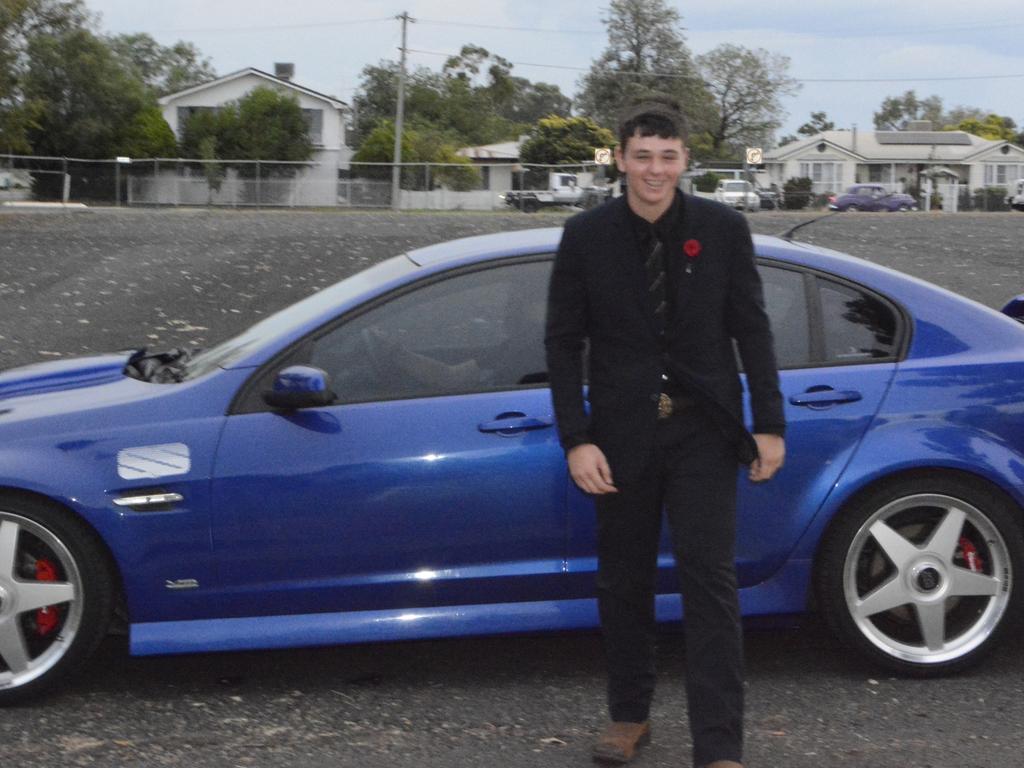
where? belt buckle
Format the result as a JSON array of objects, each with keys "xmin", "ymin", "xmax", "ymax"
[{"xmin": 657, "ymin": 392, "xmax": 673, "ymax": 419}]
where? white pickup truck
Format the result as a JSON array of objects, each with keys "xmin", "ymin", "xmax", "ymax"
[
  {"xmin": 503, "ymin": 172, "xmax": 586, "ymax": 212},
  {"xmin": 714, "ymin": 179, "xmax": 760, "ymax": 211},
  {"xmin": 1006, "ymin": 179, "xmax": 1024, "ymax": 212}
]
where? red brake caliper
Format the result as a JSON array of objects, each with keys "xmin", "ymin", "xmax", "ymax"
[
  {"xmin": 958, "ymin": 537, "xmax": 985, "ymax": 573},
  {"xmin": 34, "ymin": 559, "xmax": 60, "ymax": 636}
]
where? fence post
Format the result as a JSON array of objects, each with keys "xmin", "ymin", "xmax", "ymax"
[
  {"xmin": 62, "ymin": 157, "xmax": 69, "ymax": 203},
  {"xmin": 256, "ymin": 160, "xmax": 261, "ymax": 210}
]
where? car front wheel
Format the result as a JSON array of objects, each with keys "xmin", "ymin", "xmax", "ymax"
[
  {"xmin": 816, "ymin": 476, "xmax": 1023, "ymax": 676},
  {"xmin": 845, "ymin": 204, "xmax": 860, "ymax": 212},
  {"xmin": 0, "ymin": 496, "xmax": 115, "ymax": 704}
]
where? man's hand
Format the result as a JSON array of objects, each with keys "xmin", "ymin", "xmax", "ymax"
[
  {"xmin": 567, "ymin": 443, "xmax": 618, "ymax": 495},
  {"xmin": 749, "ymin": 434, "xmax": 785, "ymax": 482}
]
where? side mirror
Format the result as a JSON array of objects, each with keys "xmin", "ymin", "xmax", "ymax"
[{"xmin": 262, "ymin": 365, "xmax": 336, "ymax": 409}]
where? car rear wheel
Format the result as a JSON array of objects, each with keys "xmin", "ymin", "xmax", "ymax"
[
  {"xmin": 816, "ymin": 476, "xmax": 1023, "ymax": 676},
  {"xmin": 0, "ymin": 496, "xmax": 115, "ymax": 704}
]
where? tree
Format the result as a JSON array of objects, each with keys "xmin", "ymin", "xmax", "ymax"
[
  {"xmin": 873, "ymin": 90, "xmax": 944, "ymax": 130},
  {"xmin": 519, "ymin": 115, "xmax": 615, "ymax": 188},
  {"xmin": 351, "ymin": 120, "xmax": 480, "ymax": 190},
  {"xmin": 500, "ymin": 79, "xmax": 571, "ymax": 125},
  {"xmin": 350, "ymin": 47, "xmax": 560, "ymax": 150},
  {"xmin": 798, "ymin": 111, "xmax": 834, "ymax": 136},
  {"xmin": 695, "ymin": 43, "xmax": 800, "ymax": 159},
  {"xmin": 778, "ymin": 111, "xmax": 836, "ymax": 147},
  {"xmin": 179, "ymin": 86, "xmax": 313, "ymax": 162},
  {"xmin": 948, "ymin": 114, "xmax": 1017, "ymax": 141},
  {"xmin": 107, "ymin": 33, "xmax": 216, "ymax": 97},
  {"xmin": 575, "ymin": 0, "xmax": 713, "ymax": 136},
  {"xmin": 519, "ymin": 115, "xmax": 615, "ymax": 166},
  {"xmin": 0, "ymin": 0, "xmax": 91, "ymax": 152},
  {"xmin": 22, "ymin": 27, "xmax": 153, "ymax": 158},
  {"xmin": 121, "ymin": 104, "xmax": 177, "ymax": 157}
]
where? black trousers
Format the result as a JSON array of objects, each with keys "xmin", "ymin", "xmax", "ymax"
[{"xmin": 595, "ymin": 406, "xmax": 743, "ymax": 767}]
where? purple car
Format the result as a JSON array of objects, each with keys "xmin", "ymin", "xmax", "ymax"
[{"xmin": 829, "ymin": 184, "xmax": 918, "ymax": 212}]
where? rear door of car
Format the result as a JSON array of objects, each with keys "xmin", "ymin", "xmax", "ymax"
[{"xmin": 209, "ymin": 257, "xmax": 569, "ymax": 619}]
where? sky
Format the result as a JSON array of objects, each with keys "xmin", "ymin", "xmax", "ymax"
[{"xmin": 83, "ymin": 0, "xmax": 1024, "ymax": 140}]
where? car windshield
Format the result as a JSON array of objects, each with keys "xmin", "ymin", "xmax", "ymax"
[
  {"xmin": 724, "ymin": 182, "xmax": 746, "ymax": 191},
  {"xmin": 181, "ymin": 254, "xmax": 418, "ymax": 379}
]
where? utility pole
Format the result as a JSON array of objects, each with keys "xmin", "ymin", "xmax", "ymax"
[{"xmin": 391, "ymin": 11, "xmax": 413, "ymax": 211}]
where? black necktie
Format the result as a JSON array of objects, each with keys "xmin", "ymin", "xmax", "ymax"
[{"xmin": 645, "ymin": 237, "xmax": 667, "ymax": 331}]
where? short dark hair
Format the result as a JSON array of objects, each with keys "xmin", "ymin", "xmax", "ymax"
[{"xmin": 617, "ymin": 98, "xmax": 689, "ymax": 150}]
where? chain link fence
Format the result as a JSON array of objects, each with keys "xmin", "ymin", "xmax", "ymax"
[{"xmin": 1, "ymin": 153, "xmax": 619, "ymax": 211}]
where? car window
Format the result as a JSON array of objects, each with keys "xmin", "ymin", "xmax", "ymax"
[
  {"xmin": 819, "ymin": 279, "xmax": 898, "ymax": 363},
  {"xmin": 759, "ymin": 266, "xmax": 811, "ymax": 368},
  {"xmin": 309, "ymin": 260, "xmax": 552, "ymax": 403}
]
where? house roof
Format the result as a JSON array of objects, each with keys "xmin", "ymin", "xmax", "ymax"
[
  {"xmin": 766, "ymin": 129, "xmax": 1014, "ymax": 164},
  {"xmin": 158, "ymin": 68, "xmax": 348, "ymax": 110},
  {"xmin": 456, "ymin": 138, "xmax": 524, "ymax": 161}
]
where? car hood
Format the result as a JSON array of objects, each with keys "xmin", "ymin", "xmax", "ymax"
[{"xmin": 0, "ymin": 353, "xmax": 132, "ymax": 401}]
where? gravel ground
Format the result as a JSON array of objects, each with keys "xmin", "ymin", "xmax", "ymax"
[
  {"xmin": 1, "ymin": 207, "xmax": 1022, "ymax": 371},
  {"xmin": 1, "ymin": 207, "xmax": 1024, "ymax": 767}
]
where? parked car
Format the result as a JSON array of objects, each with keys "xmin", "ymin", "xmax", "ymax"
[
  {"xmin": 714, "ymin": 179, "xmax": 760, "ymax": 210},
  {"xmin": 3, "ymin": 227, "xmax": 1024, "ymax": 703},
  {"xmin": 755, "ymin": 183, "xmax": 783, "ymax": 210},
  {"xmin": 1006, "ymin": 179, "xmax": 1024, "ymax": 211},
  {"xmin": 829, "ymin": 184, "xmax": 919, "ymax": 212}
]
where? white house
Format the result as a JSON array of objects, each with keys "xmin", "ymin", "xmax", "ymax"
[
  {"xmin": 764, "ymin": 123, "xmax": 1024, "ymax": 203},
  {"xmin": 152, "ymin": 65, "xmax": 352, "ymax": 206}
]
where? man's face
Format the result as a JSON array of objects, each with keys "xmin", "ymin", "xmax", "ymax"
[{"xmin": 615, "ymin": 131, "xmax": 688, "ymax": 217}]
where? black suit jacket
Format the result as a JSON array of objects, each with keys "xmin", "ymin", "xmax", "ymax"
[{"xmin": 544, "ymin": 193, "xmax": 785, "ymax": 482}]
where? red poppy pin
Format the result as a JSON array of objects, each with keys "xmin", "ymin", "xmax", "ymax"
[{"xmin": 683, "ymin": 239, "xmax": 701, "ymax": 273}]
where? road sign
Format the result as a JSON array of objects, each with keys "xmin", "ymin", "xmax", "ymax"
[
  {"xmin": 594, "ymin": 148, "xmax": 612, "ymax": 165},
  {"xmin": 745, "ymin": 147, "xmax": 763, "ymax": 165}
]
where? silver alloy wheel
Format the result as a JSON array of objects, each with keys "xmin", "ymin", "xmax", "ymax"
[
  {"xmin": 0, "ymin": 511, "xmax": 83, "ymax": 690},
  {"xmin": 843, "ymin": 493, "xmax": 1011, "ymax": 666}
]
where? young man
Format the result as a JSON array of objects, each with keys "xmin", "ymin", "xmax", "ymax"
[{"xmin": 544, "ymin": 101, "xmax": 785, "ymax": 768}]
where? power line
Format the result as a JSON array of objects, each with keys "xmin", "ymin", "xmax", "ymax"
[
  {"xmin": 415, "ymin": 17, "xmax": 604, "ymax": 35},
  {"xmin": 407, "ymin": 47, "xmax": 1024, "ymax": 86},
  {"xmin": 153, "ymin": 16, "xmax": 394, "ymax": 35}
]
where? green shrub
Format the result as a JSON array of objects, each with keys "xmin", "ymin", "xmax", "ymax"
[
  {"xmin": 692, "ymin": 172, "xmax": 721, "ymax": 193},
  {"xmin": 783, "ymin": 176, "xmax": 813, "ymax": 209}
]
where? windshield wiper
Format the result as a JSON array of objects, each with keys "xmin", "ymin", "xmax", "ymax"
[{"xmin": 124, "ymin": 347, "xmax": 195, "ymax": 383}]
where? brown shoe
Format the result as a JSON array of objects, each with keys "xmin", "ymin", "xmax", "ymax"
[{"xmin": 592, "ymin": 721, "xmax": 651, "ymax": 764}]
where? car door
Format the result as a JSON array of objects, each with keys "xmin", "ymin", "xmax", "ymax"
[
  {"xmin": 209, "ymin": 257, "xmax": 568, "ymax": 618},
  {"xmin": 565, "ymin": 262, "xmax": 902, "ymax": 597}
]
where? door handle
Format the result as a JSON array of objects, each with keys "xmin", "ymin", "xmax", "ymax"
[
  {"xmin": 478, "ymin": 413, "xmax": 554, "ymax": 434},
  {"xmin": 788, "ymin": 388, "xmax": 862, "ymax": 408}
]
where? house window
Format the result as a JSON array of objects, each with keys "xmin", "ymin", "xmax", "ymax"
[
  {"xmin": 985, "ymin": 164, "xmax": 1022, "ymax": 186},
  {"xmin": 302, "ymin": 109, "xmax": 324, "ymax": 145},
  {"xmin": 799, "ymin": 161, "xmax": 843, "ymax": 188}
]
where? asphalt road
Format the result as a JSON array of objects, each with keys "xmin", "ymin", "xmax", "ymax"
[{"xmin": 1, "ymin": 207, "xmax": 1024, "ymax": 767}]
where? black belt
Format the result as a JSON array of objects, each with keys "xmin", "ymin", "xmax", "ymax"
[{"xmin": 657, "ymin": 392, "xmax": 695, "ymax": 419}]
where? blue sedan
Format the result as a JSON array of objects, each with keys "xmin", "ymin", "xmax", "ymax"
[{"xmin": 1, "ymin": 228, "xmax": 1023, "ymax": 704}]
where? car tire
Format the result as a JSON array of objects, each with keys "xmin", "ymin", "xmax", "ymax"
[
  {"xmin": 521, "ymin": 199, "xmax": 540, "ymax": 213},
  {"xmin": 846, "ymin": 204, "xmax": 860, "ymax": 212},
  {"xmin": 897, "ymin": 204, "xmax": 910, "ymax": 212},
  {"xmin": 0, "ymin": 495, "xmax": 115, "ymax": 705},
  {"xmin": 816, "ymin": 474, "xmax": 1023, "ymax": 677}
]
